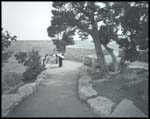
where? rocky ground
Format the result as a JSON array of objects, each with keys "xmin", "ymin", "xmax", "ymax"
[{"xmin": 78, "ymin": 61, "xmax": 148, "ymax": 117}]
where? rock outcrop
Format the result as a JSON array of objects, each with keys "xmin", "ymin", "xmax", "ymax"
[{"xmin": 78, "ymin": 74, "xmax": 97, "ymax": 101}]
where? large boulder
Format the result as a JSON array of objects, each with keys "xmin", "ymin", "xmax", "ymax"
[
  {"xmin": 79, "ymin": 85, "xmax": 98, "ymax": 101},
  {"xmin": 78, "ymin": 75, "xmax": 97, "ymax": 100},
  {"xmin": 78, "ymin": 75, "xmax": 91, "ymax": 86},
  {"xmin": 17, "ymin": 83, "xmax": 37, "ymax": 100},
  {"xmin": 87, "ymin": 96, "xmax": 115, "ymax": 117},
  {"xmin": 110, "ymin": 98, "xmax": 147, "ymax": 117},
  {"xmin": 2, "ymin": 94, "xmax": 21, "ymax": 117}
]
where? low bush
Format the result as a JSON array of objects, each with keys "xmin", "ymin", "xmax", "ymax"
[
  {"xmin": 2, "ymin": 28, "xmax": 17, "ymax": 66},
  {"xmin": 15, "ymin": 49, "xmax": 44, "ymax": 82}
]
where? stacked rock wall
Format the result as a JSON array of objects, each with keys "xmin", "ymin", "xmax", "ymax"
[{"xmin": 65, "ymin": 47, "xmax": 96, "ymax": 62}]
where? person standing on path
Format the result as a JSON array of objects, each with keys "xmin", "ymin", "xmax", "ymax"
[
  {"xmin": 57, "ymin": 53, "xmax": 64, "ymax": 67},
  {"xmin": 54, "ymin": 40, "xmax": 67, "ymax": 68}
]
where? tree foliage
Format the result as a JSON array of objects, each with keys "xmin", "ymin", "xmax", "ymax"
[
  {"xmin": 115, "ymin": 2, "xmax": 148, "ymax": 61},
  {"xmin": 2, "ymin": 28, "xmax": 17, "ymax": 65},
  {"xmin": 47, "ymin": 2, "xmax": 117, "ymax": 74},
  {"xmin": 99, "ymin": 25, "xmax": 118, "ymax": 45},
  {"xmin": 48, "ymin": 2, "xmax": 125, "ymax": 73},
  {"xmin": 61, "ymin": 29, "xmax": 75, "ymax": 45},
  {"xmin": 47, "ymin": 2, "xmax": 148, "ymax": 74}
]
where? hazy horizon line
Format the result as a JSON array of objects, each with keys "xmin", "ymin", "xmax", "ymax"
[{"xmin": 16, "ymin": 39, "xmax": 52, "ymax": 41}]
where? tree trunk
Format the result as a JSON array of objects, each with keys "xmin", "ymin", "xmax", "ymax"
[
  {"xmin": 91, "ymin": 29, "xmax": 109, "ymax": 76},
  {"xmin": 103, "ymin": 44, "xmax": 119, "ymax": 72}
]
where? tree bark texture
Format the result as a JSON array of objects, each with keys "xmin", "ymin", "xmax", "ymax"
[
  {"xmin": 103, "ymin": 45, "xmax": 119, "ymax": 72},
  {"xmin": 91, "ymin": 28, "xmax": 109, "ymax": 76}
]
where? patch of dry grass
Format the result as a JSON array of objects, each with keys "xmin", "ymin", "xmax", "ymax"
[{"xmin": 2, "ymin": 72, "xmax": 23, "ymax": 93}]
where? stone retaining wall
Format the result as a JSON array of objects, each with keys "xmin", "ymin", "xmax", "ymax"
[
  {"xmin": 65, "ymin": 46, "xmax": 109, "ymax": 62},
  {"xmin": 78, "ymin": 65, "xmax": 115, "ymax": 117},
  {"xmin": 2, "ymin": 83, "xmax": 37, "ymax": 117},
  {"xmin": 65, "ymin": 47, "xmax": 96, "ymax": 62},
  {"xmin": 2, "ymin": 71, "xmax": 47, "ymax": 117}
]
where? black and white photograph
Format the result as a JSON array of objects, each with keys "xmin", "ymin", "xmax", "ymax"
[{"xmin": 1, "ymin": 1, "xmax": 149, "ymax": 117}]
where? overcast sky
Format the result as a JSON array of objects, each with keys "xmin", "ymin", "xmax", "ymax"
[{"xmin": 2, "ymin": 2, "xmax": 53, "ymax": 40}]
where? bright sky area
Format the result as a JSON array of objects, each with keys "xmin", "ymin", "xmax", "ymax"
[
  {"xmin": 2, "ymin": 2, "xmax": 105, "ymax": 41},
  {"xmin": 2, "ymin": 2, "xmax": 53, "ymax": 40}
]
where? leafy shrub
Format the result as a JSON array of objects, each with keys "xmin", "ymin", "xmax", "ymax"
[
  {"xmin": 15, "ymin": 49, "xmax": 44, "ymax": 82},
  {"xmin": 2, "ymin": 28, "xmax": 17, "ymax": 66}
]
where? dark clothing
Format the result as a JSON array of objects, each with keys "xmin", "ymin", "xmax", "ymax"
[
  {"xmin": 56, "ymin": 55, "xmax": 58, "ymax": 64},
  {"xmin": 54, "ymin": 40, "xmax": 67, "ymax": 67},
  {"xmin": 59, "ymin": 57, "xmax": 63, "ymax": 67},
  {"xmin": 56, "ymin": 53, "xmax": 64, "ymax": 68},
  {"xmin": 120, "ymin": 49, "xmax": 126, "ymax": 72}
]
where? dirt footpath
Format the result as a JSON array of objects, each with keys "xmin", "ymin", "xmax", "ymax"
[{"xmin": 6, "ymin": 60, "xmax": 99, "ymax": 117}]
